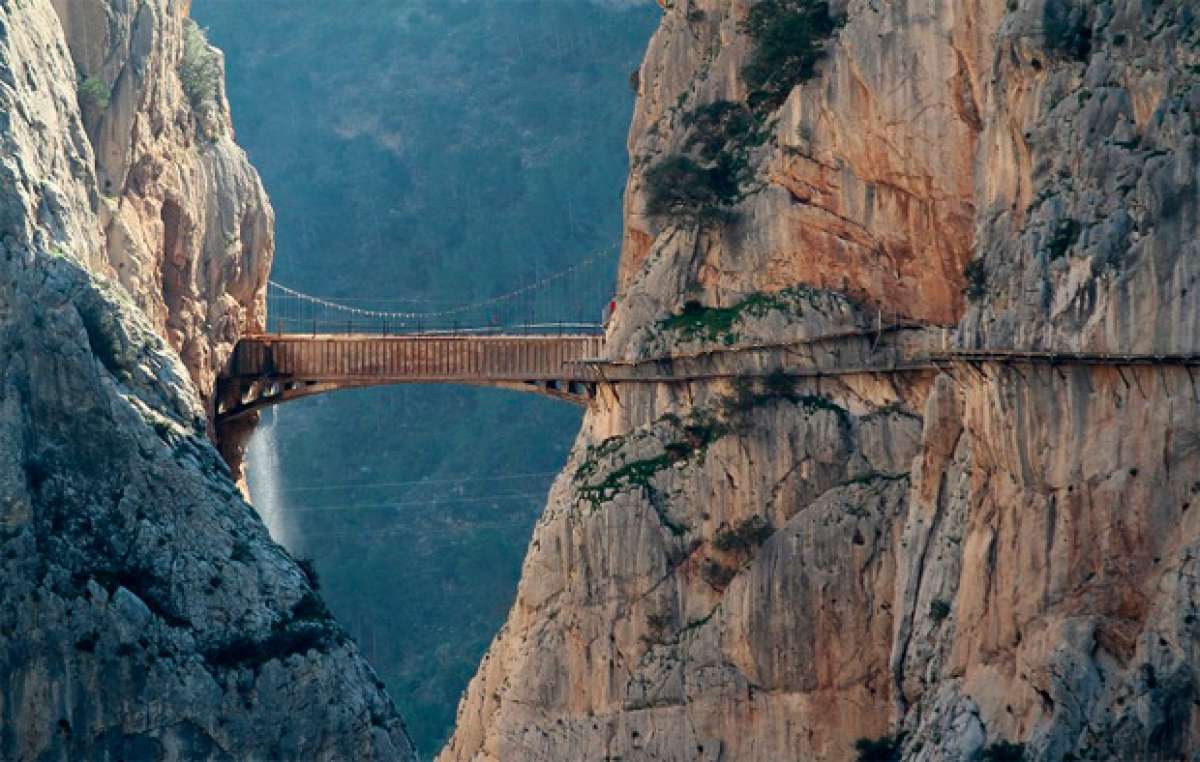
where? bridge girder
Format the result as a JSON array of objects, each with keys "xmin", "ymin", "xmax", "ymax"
[{"xmin": 215, "ymin": 374, "xmax": 594, "ymax": 424}]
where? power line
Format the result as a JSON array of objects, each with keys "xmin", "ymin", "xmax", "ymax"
[
  {"xmin": 270, "ymin": 470, "xmax": 561, "ymax": 494},
  {"xmin": 281, "ymin": 492, "xmax": 547, "ymax": 513}
]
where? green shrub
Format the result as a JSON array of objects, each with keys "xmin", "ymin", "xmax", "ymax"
[
  {"xmin": 1043, "ymin": 0, "xmax": 1091, "ymax": 61},
  {"xmin": 929, "ymin": 599, "xmax": 951, "ymax": 621},
  {"xmin": 981, "ymin": 741, "xmax": 1026, "ymax": 761},
  {"xmin": 964, "ymin": 258, "xmax": 987, "ymax": 300},
  {"xmin": 204, "ymin": 623, "xmax": 339, "ymax": 671},
  {"xmin": 297, "ymin": 557, "xmax": 321, "ymax": 590},
  {"xmin": 291, "ymin": 591, "xmax": 331, "ymax": 622},
  {"xmin": 644, "ymin": 154, "xmax": 740, "ymax": 222},
  {"xmin": 682, "ymin": 100, "xmax": 757, "ymax": 162},
  {"xmin": 658, "ymin": 290, "xmax": 797, "ymax": 343},
  {"xmin": 179, "ymin": 20, "xmax": 221, "ymax": 118},
  {"xmin": 78, "ymin": 75, "xmax": 111, "ymax": 110},
  {"xmin": 1046, "ymin": 218, "xmax": 1081, "ymax": 260},
  {"xmin": 763, "ymin": 369, "xmax": 798, "ymax": 399},
  {"xmin": 855, "ymin": 734, "xmax": 903, "ymax": 761},
  {"xmin": 741, "ymin": 0, "xmax": 842, "ymax": 111}
]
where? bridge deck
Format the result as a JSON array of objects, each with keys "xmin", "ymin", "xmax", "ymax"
[
  {"xmin": 218, "ymin": 334, "xmax": 606, "ymax": 420},
  {"xmin": 230, "ymin": 334, "xmax": 605, "ymax": 381},
  {"xmin": 217, "ymin": 332, "xmax": 1200, "ymax": 423}
]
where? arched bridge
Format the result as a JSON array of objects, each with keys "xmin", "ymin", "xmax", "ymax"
[
  {"xmin": 217, "ymin": 260, "xmax": 1200, "ymax": 424},
  {"xmin": 215, "ymin": 323, "xmax": 1200, "ymax": 424},
  {"xmin": 216, "ymin": 333, "xmax": 606, "ymax": 422}
]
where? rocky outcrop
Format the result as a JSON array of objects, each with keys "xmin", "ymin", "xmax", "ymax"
[
  {"xmin": 46, "ymin": 0, "xmax": 273, "ymax": 474},
  {"xmin": 0, "ymin": 0, "xmax": 414, "ymax": 758},
  {"xmin": 445, "ymin": 0, "xmax": 1200, "ymax": 760},
  {"xmin": 47, "ymin": 0, "xmax": 272, "ymax": 405}
]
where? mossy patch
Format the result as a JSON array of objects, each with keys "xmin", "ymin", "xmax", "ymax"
[
  {"xmin": 721, "ymin": 373, "xmax": 852, "ymax": 429},
  {"xmin": 656, "ymin": 286, "xmax": 834, "ymax": 345},
  {"xmin": 576, "ymin": 411, "xmax": 729, "ymax": 514}
]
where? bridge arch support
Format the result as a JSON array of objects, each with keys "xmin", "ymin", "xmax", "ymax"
[{"xmin": 215, "ymin": 334, "xmax": 606, "ymax": 424}]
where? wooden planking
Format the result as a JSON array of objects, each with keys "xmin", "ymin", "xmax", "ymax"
[{"xmin": 234, "ymin": 334, "xmax": 606, "ymax": 383}]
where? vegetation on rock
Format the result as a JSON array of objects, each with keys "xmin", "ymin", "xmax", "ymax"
[
  {"xmin": 855, "ymin": 734, "xmax": 903, "ymax": 761},
  {"xmin": 644, "ymin": 153, "xmax": 741, "ymax": 222},
  {"xmin": 741, "ymin": 0, "xmax": 842, "ymax": 111},
  {"xmin": 980, "ymin": 741, "xmax": 1027, "ymax": 761},
  {"xmin": 712, "ymin": 515, "xmax": 775, "ymax": 553},
  {"xmin": 1043, "ymin": 0, "xmax": 1092, "ymax": 61},
  {"xmin": 964, "ymin": 257, "xmax": 988, "ymax": 300},
  {"xmin": 179, "ymin": 21, "xmax": 221, "ymax": 122},
  {"xmin": 657, "ymin": 287, "xmax": 824, "ymax": 344},
  {"xmin": 1046, "ymin": 218, "xmax": 1082, "ymax": 260},
  {"xmin": 77, "ymin": 75, "xmax": 110, "ymax": 110}
]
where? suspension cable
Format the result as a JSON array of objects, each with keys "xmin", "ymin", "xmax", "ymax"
[{"xmin": 267, "ymin": 243, "xmax": 618, "ymax": 320}]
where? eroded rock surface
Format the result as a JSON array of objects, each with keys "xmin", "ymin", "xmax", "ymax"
[
  {"xmin": 0, "ymin": 1, "xmax": 414, "ymax": 758},
  {"xmin": 445, "ymin": 1, "xmax": 1200, "ymax": 760}
]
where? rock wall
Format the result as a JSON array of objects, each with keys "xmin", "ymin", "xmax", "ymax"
[
  {"xmin": 0, "ymin": 0, "xmax": 414, "ymax": 758},
  {"xmin": 445, "ymin": 0, "xmax": 1200, "ymax": 760}
]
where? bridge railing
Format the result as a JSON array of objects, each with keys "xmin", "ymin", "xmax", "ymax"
[{"xmin": 261, "ymin": 314, "xmax": 605, "ymax": 337}]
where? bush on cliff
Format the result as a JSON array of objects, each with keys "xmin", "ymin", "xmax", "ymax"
[
  {"xmin": 644, "ymin": 154, "xmax": 740, "ymax": 223},
  {"xmin": 77, "ymin": 75, "xmax": 111, "ymax": 110},
  {"xmin": 741, "ymin": 0, "xmax": 842, "ymax": 111},
  {"xmin": 1043, "ymin": 0, "xmax": 1092, "ymax": 61},
  {"xmin": 854, "ymin": 734, "xmax": 902, "ymax": 761},
  {"xmin": 179, "ymin": 21, "xmax": 221, "ymax": 119}
]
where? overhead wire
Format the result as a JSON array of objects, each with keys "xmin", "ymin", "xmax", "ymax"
[
  {"xmin": 267, "ymin": 243, "xmax": 618, "ymax": 321},
  {"xmin": 274, "ymin": 469, "xmax": 562, "ymax": 494}
]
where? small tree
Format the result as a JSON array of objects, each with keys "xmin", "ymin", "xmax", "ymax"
[
  {"xmin": 179, "ymin": 20, "xmax": 221, "ymax": 119},
  {"xmin": 78, "ymin": 75, "xmax": 111, "ymax": 110},
  {"xmin": 963, "ymin": 258, "xmax": 987, "ymax": 300},
  {"xmin": 741, "ymin": 0, "xmax": 841, "ymax": 111},
  {"xmin": 981, "ymin": 741, "xmax": 1026, "ymax": 761},
  {"xmin": 1043, "ymin": 0, "xmax": 1091, "ymax": 61},
  {"xmin": 854, "ymin": 734, "xmax": 902, "ymax": 762},
  {"xmin": 644, "ymin": 154, "xmax": 740, "ymax": 223},
  {"xmin": 929, "ymin": 599, "xmax": 951, "ymax": 621}
]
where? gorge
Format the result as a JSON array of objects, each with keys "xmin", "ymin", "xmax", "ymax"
[{"xmin": 2, "ymin": 0, "xmax": 1199, "ymax": 760}]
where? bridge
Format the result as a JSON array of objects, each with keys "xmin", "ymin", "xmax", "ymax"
[
  {"xmin": 217, "ymin": 333, "xmax": 606, "ymax": 421},
  {"xmin": 216, "ymin": 255, "xmax": 1200, "ymax": 423},
  {"xmin": 216, "ymin": 326, "xmax": 1200, "ymax": 424}
]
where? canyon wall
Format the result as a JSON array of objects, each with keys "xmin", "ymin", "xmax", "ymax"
[
  {"xmin": 445, "ymin": 0, "xmax": 1200, "ymax": 760},
  {"xmin": 0, "ymin": 0, "xmax": 414, "ymax": 757}
]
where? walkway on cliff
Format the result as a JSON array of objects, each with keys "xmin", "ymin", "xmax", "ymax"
[
  {"xmin": 217, "ymin": 330, "xmax": 1200, "ymax": 423},
  {"xmin": 218, "ymin": 257, "xmax": 1200, "ymax": 422}
]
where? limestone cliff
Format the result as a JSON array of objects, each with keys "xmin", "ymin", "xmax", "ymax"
[
  {"xmin": 445, "ymin": 0, "xmax": 1200, "ymax": 760},
  {"xmin": 0, "ymin": 0, "xmax": 414, "ymax": 757}
]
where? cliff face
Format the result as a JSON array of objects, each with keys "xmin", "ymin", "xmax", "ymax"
[
  {"xmin": 445, "ymin": 1, "xmax": 1200, "ymax": 760},
  {"xmin": 0, "ymin": 0, "xmax": 414, "ymax": 758}
]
